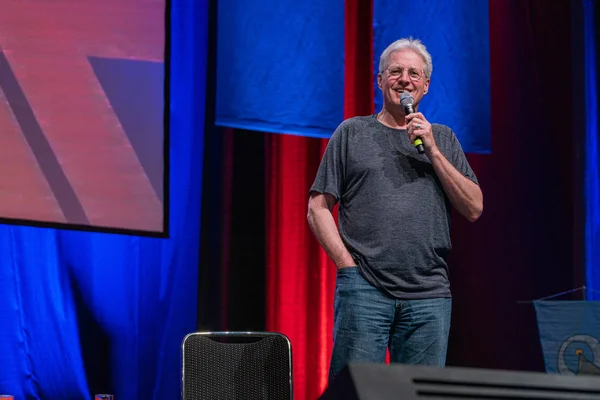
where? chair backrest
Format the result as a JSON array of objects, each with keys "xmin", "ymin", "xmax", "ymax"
[{"xmin": 182, "ymin": 331, "xmax": 293, "ymax": 400}]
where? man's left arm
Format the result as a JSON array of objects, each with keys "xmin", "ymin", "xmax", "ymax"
[
  {"xmin": 428, "ymin": 150, "xmax": 483, "ymax": 222},
  {"xmin": 407, "ymin": 113, "xmax": 483, "ymax": 222}
]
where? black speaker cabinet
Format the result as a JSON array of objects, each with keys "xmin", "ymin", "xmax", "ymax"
[{"xmin": 320, "ymin": 362, "xmax": 600, "ymax": 399}]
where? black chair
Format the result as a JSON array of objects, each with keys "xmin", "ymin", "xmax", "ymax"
[{"xmin": 181, "ymin": 331, "xmax": 293, "ymax": 400}]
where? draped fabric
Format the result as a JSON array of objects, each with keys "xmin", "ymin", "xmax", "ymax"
[
  {"xmin": 583, "ymin": 0, "xmax": 600, "ymax": 300},
  {"xmin": 373, "ymin": 0, "xmax": 491, "ymax": 153},
  {"xmin": 265, "ymin": 1, "xmax": 373, "ymax": 398},
  {"xmin": 0, "ymin": 0, "xmax": 206, "ymax": 398},
  {"xmin": 266, "ymin": 134, "xmax": 334, "ymax": 400},
  {"xmin": 215, "ymin": 0, "xmax": 490, "ymax": 150},
  {"xmin": 215, "ymin": 0, "xmax": 344, "ymax": 138}
]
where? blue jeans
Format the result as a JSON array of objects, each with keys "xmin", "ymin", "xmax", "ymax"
[{"xmin": 329, "ymin": 267, "xmax": 452, "ymax": 381}]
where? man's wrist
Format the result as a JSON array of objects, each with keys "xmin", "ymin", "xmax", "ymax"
[
  {"xmin": 427, "ymin": 146, "xmax": 443, "ymax": 161},
  {"xmin": 335, "ymin": 257, "xmax": 356, "ymax": 268}
]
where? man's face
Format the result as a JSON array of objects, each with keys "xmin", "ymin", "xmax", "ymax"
[{"xmin": 377, "ymin": 49, "xmax": 430, "ymax": 112}]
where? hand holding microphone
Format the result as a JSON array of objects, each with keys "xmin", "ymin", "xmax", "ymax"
[{"xmin": 400, "ymin": 91, "xmax": 426, "ymax": 154}]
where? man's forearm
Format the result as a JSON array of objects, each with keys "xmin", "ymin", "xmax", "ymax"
[
  {"xmin": 429, "ymin": 149, "xmax": 483, "ymax": 222},
  {"xmin": 307, "ymin": 207, "xmax": 355, "ymax": 267}
]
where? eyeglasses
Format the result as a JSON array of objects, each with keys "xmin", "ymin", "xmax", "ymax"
[{"xmin": 386, "ymin": 66, "xmax": 424, "ymax": 82}]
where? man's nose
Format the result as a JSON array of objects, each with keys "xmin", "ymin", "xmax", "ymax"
[{"xmin": 398, "ymin": 70, "xmax": 411, "ymax": 83}]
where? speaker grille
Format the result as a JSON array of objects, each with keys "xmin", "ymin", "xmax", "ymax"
[{"xmin": 182, "ymin": 333, "xmax": 292, "ymax": 400}]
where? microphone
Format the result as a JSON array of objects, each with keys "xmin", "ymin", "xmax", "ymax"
[{"xmin": 400, "ymin": 91, "xmax": 425, "ymax": 154}]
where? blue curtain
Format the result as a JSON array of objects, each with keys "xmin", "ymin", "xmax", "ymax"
[
  {"xmin": 0, "ymin": 0, "xmax": 206, "ymax": 398},
  {"xmin": 373, "ymin": 0, "xmax": 491, "ymax": 154},
  {"xmin": 584, "ymin": 0, "xmax": 600, "ymax": 301},
  {"xmin": 215, "ymin": 0, "xmax": 344, "ymax": 138}
]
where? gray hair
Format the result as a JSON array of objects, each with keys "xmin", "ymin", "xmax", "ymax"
[{"xmin": 378, "ymin": 38, "xmax": 433, "ymax": 78}]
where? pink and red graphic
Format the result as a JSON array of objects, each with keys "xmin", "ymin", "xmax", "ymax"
[{"xmin": 0, "ymin": 0, "xmax": 165, "ymax": 233}]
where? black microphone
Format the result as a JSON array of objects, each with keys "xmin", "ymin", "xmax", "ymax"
[{"xmin": 400, "ymin": 91, "xmax": 425, "ymax": 154}]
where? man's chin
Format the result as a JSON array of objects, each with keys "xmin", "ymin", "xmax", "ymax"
[{"xmin": 384, "ymin": 99, "xmax": 405, "ymax": 109}]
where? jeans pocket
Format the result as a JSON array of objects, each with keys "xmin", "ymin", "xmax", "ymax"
[
  {"xmin": 337, "ymin": 265, "xmax": 358, "ymax": 273},
  {"xmin": 335, "ymin": 266, "xmax": 361, "ymax": 292}
]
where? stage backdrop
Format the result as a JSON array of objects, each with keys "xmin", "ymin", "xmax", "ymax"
[
  {"xmin": 216, "ymin": 0, "xmax": 491, "ymax": 152},
  {"xmin": 215, "ymin": 0, "xmax": 345, "ymax": 138},
  {"xmin": 584, "ymin": 0, "xmax": 600, "ymax": 300},
  {"xmin": 0, "ymin": 0, "xmax": 206, "ymax": 398},
  {"xmin": 202, "ymin": 0, "xmax": 598, "ymax": 399}
]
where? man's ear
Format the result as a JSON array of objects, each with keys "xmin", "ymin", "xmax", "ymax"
[
  {"xmin": 423, "ymin": 78, "xmax": 430, "ymax": 95},
  {"xmin": 377, "ymin": 73, "xmax": 383, "ymax": 89}
]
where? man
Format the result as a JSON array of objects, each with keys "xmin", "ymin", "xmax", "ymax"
[{"xmin": 307, "ymin": 38, "xmax": 483, "ymax": 381}]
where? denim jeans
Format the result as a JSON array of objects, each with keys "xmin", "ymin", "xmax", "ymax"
[{"xmin": 329, "ymin": 266, "xmax": 452, "ymax": 381}]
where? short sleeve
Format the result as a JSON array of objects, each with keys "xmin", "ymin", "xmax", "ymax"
[
  {"xmin": 448, "ymin": 130, "xmax": 479, "ymax": 186},
  {"xmin": 309, "ymin": 122, "xmax": 347, "ymax": 201}
]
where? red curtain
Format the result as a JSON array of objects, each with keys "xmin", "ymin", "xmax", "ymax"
[
  {"xmin": 266, "ymin": 134, "xmax": 333, "ymax": 400},
  {"xmin": 265, "ymin": 1, "xmax": 373, "ymax": 399}
]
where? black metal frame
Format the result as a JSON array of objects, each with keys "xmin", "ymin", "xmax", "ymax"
[{"xmin": 181, "ymin": 331, "xmax": 293, "ymax": 400}]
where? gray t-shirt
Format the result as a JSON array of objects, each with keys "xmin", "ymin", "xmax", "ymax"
[{"xmin": 310, "ymin": 114, "xmax": 479, "ymax": 299}]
